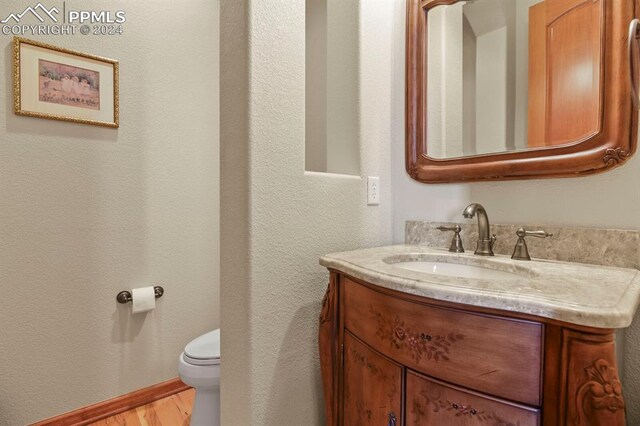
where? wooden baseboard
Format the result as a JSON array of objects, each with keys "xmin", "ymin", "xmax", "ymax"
[{"xmin": 30, "ymin": 378, "xmax": 191, "ymax": 426}]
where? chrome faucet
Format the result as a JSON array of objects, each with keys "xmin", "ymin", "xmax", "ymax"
[{"xmin": 462, "ymin": 203, "xmax": 496, "ymax": 256}]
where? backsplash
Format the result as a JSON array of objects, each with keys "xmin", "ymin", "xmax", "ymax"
[{"xmin": 406, "ymin": 221, "xmax": 639, "ymax": 270}]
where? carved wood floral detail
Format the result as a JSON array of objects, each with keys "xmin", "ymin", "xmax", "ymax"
[
  {"xmin": 348, "ymin": 346, "xmax": 399, "ymax": 400},
  {"xmin": 603, "ymin": 147, "xmax": 630, "ymax": 165},
  {"xmin": 369, "ymin": 305, "xmax": 465, "ymax": 363},
  {"xmin": 412, "ymin": 391, "xmax": 520, "ymax": 426},
  {"xmin": 574, "ymin": 359, "xmax": 625, "ymax": 424},
  {"xmin": 355, "ymin": 400, "xmax": 373, "ymax": 424},
  {"xmin": 319, "ymin": 282, "xmax": 332, "ymax": 324}
]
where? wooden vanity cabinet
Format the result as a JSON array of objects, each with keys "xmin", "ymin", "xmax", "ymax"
[{"xmin": 319, "ymin": 272, "xmax": 626, "ymax": 426}]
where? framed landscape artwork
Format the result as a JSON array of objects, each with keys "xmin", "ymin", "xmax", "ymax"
[{"xmin": 13, "ymin": 37, "xmax": 119, "ymax": 128}]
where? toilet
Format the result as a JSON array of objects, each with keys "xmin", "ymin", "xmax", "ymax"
[{"xmin": 178, "ymin": 329, "xmax": 221, "ymax": 426}]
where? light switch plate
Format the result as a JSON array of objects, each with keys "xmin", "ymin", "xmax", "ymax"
[{"xmin": 367, "ymin": 176, "xmax": 380, "ymax": 205}]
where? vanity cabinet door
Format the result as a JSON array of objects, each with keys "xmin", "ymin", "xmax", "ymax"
[
  {"xmin": 343, "ymin": 332, "xmax": 402, "ymax": 426},
  {"xmin": 406, "ymin": 371, "xmax": 541, "ymax": 426}
]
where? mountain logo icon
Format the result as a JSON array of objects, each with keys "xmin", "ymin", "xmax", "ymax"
[{"xmin": 1, "ymin": 3, "xmax": 60, "ymax": 24}]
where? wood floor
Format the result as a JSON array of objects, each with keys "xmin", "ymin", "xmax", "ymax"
[{"xmin": 89, "ymin": 389, "xmax": 195, "ymax": 426}]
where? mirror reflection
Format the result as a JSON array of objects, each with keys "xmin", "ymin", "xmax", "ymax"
[{"xmin": 426, "ymin": 0, "xmax": 602, "ymax": 159}]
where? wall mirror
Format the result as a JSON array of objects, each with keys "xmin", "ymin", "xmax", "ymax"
[{"xmin": 406, "ymin": 0, "xmax": 638, "ymax": 183}]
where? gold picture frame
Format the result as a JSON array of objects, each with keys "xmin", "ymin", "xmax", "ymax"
[{"xmin": 13, "ymin": 37, "xmax": 119, "ymax": 128}]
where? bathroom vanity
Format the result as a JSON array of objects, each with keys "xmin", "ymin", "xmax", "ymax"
[{"xmin": 318, "ymin": 246, "xmax": 640, "ymax": 426}]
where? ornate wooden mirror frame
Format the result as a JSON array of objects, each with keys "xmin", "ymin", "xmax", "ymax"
[{"xmin": 406, "ymin": 0, "xmax": 638, "ymax": 183}]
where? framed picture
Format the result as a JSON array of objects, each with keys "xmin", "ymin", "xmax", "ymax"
[{"xmin": 13, "ymin": 37, "xmax": 119, "ymax": 128}]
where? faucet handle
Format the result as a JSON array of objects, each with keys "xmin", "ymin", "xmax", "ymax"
[
  {"xmin": 512, "ymin": 227, "xmax": 552, "ymax": 261},
  {"xmin": 437, "ymin": 225, "xmax": 461, "ymax": 233},
  {"xmin": 437, "ymin": 225, "xmax": 464, "ymax": 253},
  {"xmin": 516, "ymin": 228, "xmax": 553, "ymax": 239}
]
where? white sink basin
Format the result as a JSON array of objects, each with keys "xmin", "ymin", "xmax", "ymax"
[{"xmin": 392, "ymin": 261, "xmax": 522, "ymax": 280}]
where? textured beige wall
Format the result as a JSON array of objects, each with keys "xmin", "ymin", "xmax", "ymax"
[
  {"xmin": 220, "ymin": 0, "xmax": 394, "ymax": 423},
  {"xmin": 0, "ymin": 1, "xmax": 219, "ymax": 425},
  {"xmin": 389, "ymin": 0, "xmax": 640, "ymax": 423}
]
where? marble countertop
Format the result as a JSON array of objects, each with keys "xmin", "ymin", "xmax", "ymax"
[{"xmin": 319, "ymin": 245, "xmax": 640, "ymax": 329}]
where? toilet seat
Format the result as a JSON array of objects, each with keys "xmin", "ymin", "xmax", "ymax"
[
  {"xmin": 184, "ymin": 354, "xmax": 220, "ymax": 366},
  {"xmin": 183, "ymin": 329, "xmax": 221, "ymax": 366}
]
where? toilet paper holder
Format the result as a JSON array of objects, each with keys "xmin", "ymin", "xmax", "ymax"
[{"xmin": 116, "ymin": 286, "xmax": 164, "ymax": 304}]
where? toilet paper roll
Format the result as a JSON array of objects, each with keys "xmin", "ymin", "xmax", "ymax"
[{"xmin": 132, "ymin": 286, "xmax": 156, "ymax": 314}]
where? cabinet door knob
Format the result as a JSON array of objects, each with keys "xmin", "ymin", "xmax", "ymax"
[{"xmin": 387, "ymin": 412, "xmax": 396, "ymax": 426}]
